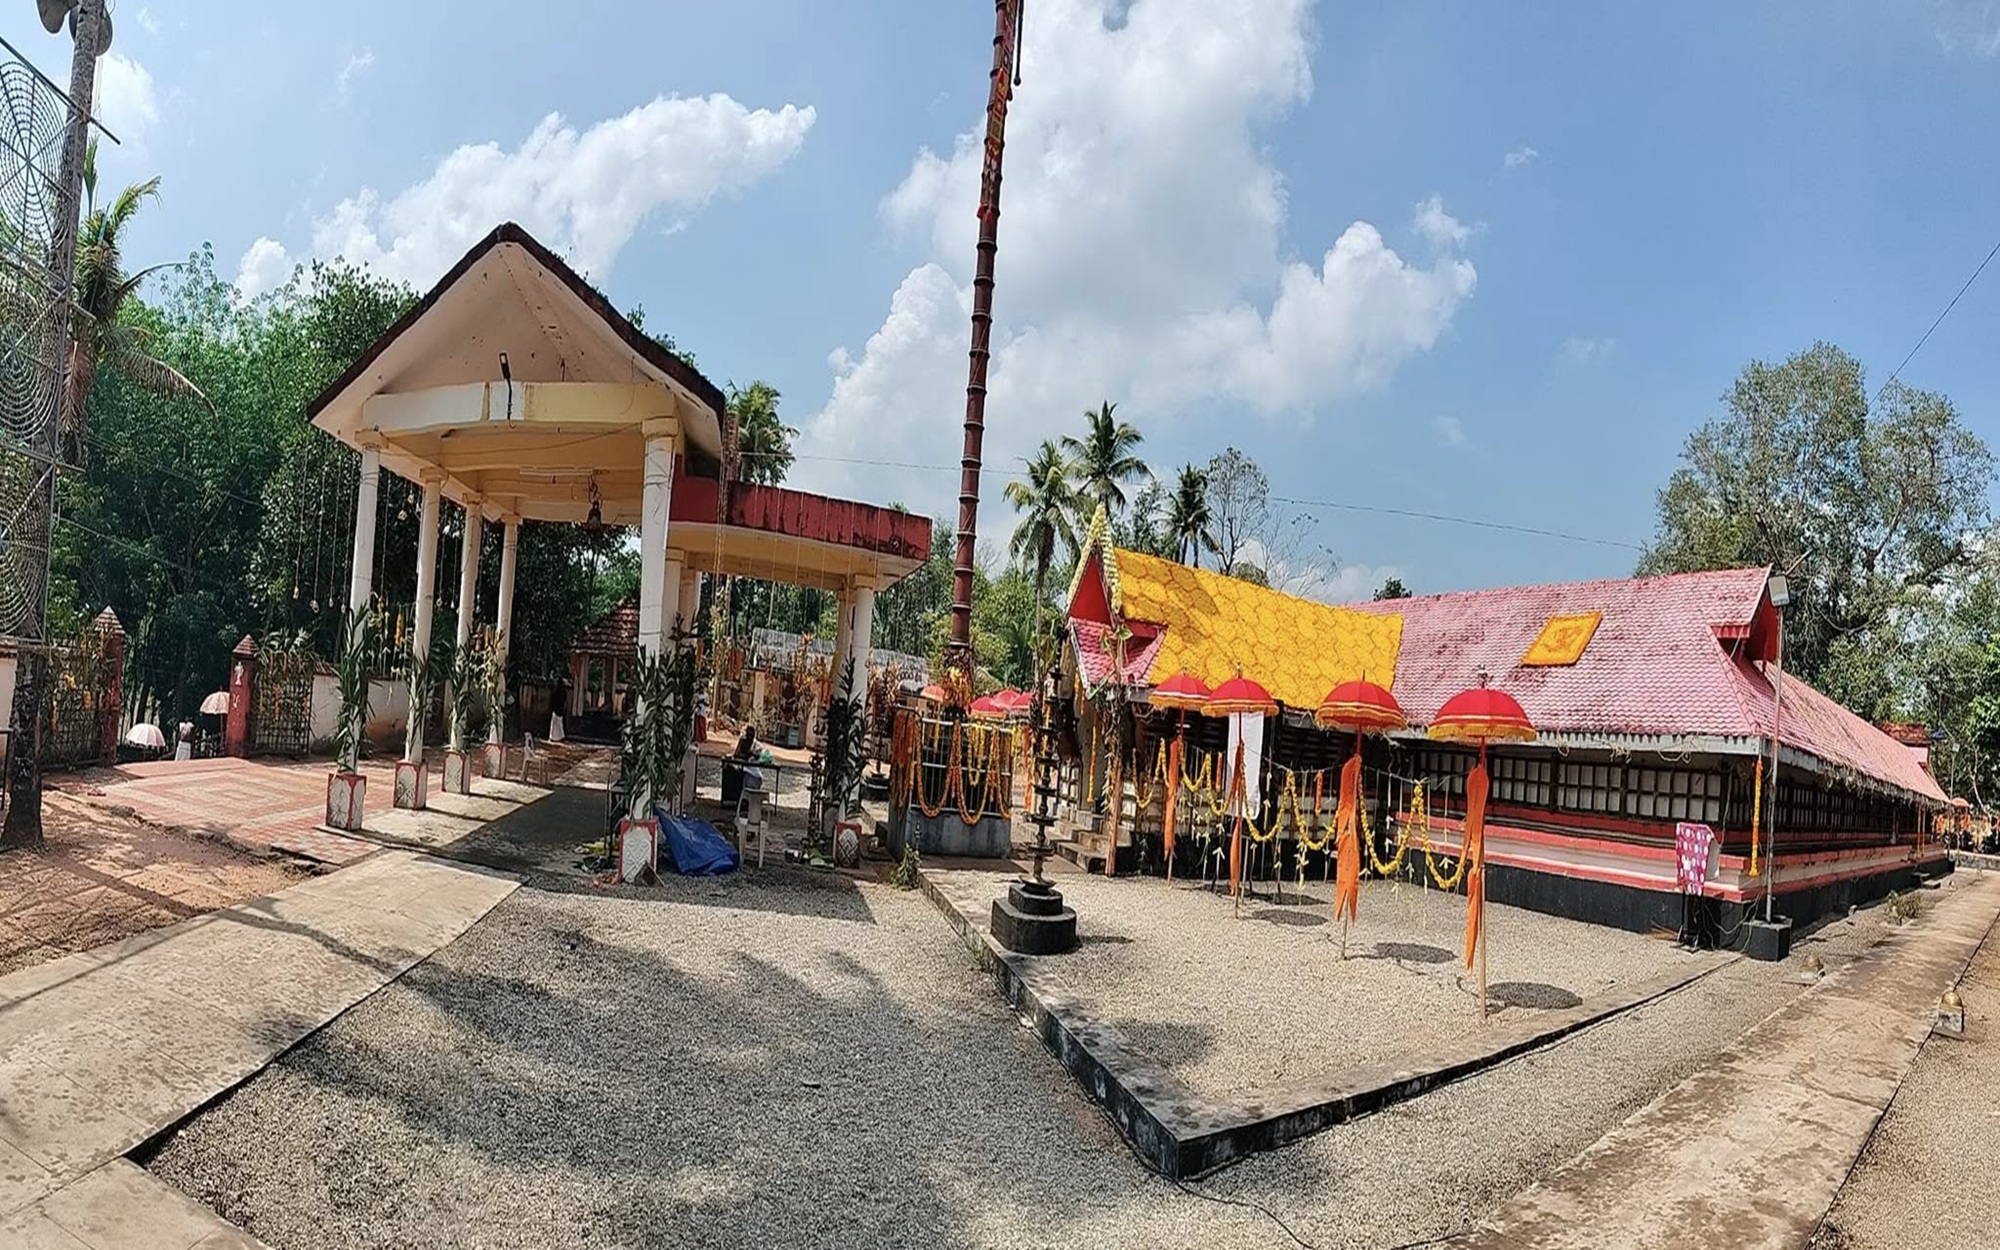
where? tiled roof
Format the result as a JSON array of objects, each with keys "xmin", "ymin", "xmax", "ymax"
[
  {"xmin": 1347, "ymin": 568, "xmax": 1946, "ymax": 805},
  {"xmin": 571, "ymin": 597, "xmax": 637, "ymax": 658},
  {"xmin": 1089, "ymin": 546, "xmax": 1403, "ymax": 712}
]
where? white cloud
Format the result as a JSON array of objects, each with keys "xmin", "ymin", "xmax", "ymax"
[
  {"xmin": 1935, "ymin": 2, "xmax": 2000, "ymax": 55},
  {"xmin": 233, "ymin": 237, "xmax": 293, "ymax": 303},
  {"xmin": 94, "ymin": 52, "xmax": 158, "ymax": 152},
  {"xmin": 235, "ymin": 93, "xmax": 814, "ymax": 294},
  {"xmin": 1412, "ymin": 194, "xmax": 1471, "ymax": 250},
  {"xmin": 335, "ymin": 49, "xmax": 376, "ymax": 106},
  {"xmin": 136, "ymin": 7, "xmax": 161, "ymax": 36},
  {"xmin": 800, "ymin": 0, "xmax": 1477, "ymax": 513},
  {"xmin": 1433, "ymin": 415, "xmax": 1466, "ymax": 448},
  {"xmin": 1502, "ymin": 145, "xmax": 1539, "ymax": 170},
  {"xmin": 1559, "ymin": 334, "xmax": 1616, "ymax": 364}
]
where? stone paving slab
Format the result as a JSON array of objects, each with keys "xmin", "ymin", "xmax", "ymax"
[
  {"xmin": 1450, "ymin": 873, "xmax": 2000, "ymax": 1250},
  {"xmin": 0, "ymin": 851, "xmax": 519, "ymax": 1220},
  {"xmin": 917, "ymin": 864, "xmax": 1730, "ymax": 1176},
  {"xmin": 2, "ymin": 1160, "xmax": 269, "ymax": 1249}
]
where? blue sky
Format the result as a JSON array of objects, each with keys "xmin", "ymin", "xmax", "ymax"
[{"xmin": 9, "ymin": 1, "xmax": 2000, "ymax": 599}]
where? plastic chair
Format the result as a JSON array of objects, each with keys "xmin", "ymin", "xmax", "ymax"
[{"xmin": 734, "ymin": 789, "xmax": 768, "ymax": 869}]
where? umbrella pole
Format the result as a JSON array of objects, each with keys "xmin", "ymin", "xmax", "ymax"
[{"xmin": 1478, "ymin": 740, "xmax": 1489, "ymax": 1024}]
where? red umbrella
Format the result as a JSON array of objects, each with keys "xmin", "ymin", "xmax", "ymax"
[
  {"xmin": 1315, "ymin": 680, "xmax": 1407, "ymax": 949},
  {"xmin": 1427, "ymin": 675, "xmax": 1536, "ymax": 1021},
  {"xmin": 1314, "ymin": 679, "xmax": 1406, "ymax": 733},
  {"xmin": 969, "ymin": 694, "xmax": 1007, "ymax": 720},
  {"xmin": 1427, "ymin": 685, "xmax": 1535, "ymax": 744},
  {"xmin": 1205, "ymin": 671, "xmax": 1277, "ymax": 910},
  {"xmin": 1207, "ymin": 673, "xmax": 1278, "ymax": 717},
  {"xmin": 1147, "ymin": 670, "xmax": 1212, "ymax": 712},
  {"xmin": 994, "ymin": 688, "xmax": 1034, "ymax": 717}
]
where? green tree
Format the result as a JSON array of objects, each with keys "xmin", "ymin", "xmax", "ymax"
[
  {"xmin": 1003, "ymin": 438, "xmax": 1076, "ymax": 638},
  {"xmin": 1061, "ymin": 400, "xmax": 1149, "ymax": 521},
  {"xmin": 1640, "ymin": 342, "xmax": 1994, "ymax": 711},
  {"xmin": 1164, "ymin": 463, "xmax": 1215, "ymax": 567},
  {"xmin": 61, "ymin": 142, "xmax": 210, "ymax": 462},
  {"xmin": 1373, "ymin": 576, "xmax": 1411, "ymax": 600},
  {"xmin": 728, "ymin": 381, "xmax": 794, "ymax": 486},
  {"xmin": 1115, "ymin": 480, "xmax": 1170, "ymax": 558}
]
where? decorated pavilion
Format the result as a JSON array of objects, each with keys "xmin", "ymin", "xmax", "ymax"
[
  {"xmin": 1062, "ymin": 522, "xmax": 1950, "ymax": 940},
  {"xmin": 310, "ymin": 222, "xmax": 930, "ymax": 820}
]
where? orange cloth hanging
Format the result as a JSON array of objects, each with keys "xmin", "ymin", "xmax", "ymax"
[
  {"xmin": 1106, "ymin": 752, "xmax": 1124, "ymax": 876},
  {"xmin": 1227, "ymin": 742, "xmax": 1246, "ymax": 897},
  {"xmin": 1333, "ymin": 749, "xmax": 1362, "ymax": 922},
  {"xmin": 1462, "ymin": 759, "xmax": 1489, "ymax": 969},
  {"xmin": 1162, "ymin": 736, "xmax": 1182, "ymax": 864}
]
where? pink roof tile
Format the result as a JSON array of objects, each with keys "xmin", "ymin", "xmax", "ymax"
[
  {"xmin": 1071, "ymin": 619, "xmax": 1163, "ymax": 689},
  {"xmin": 1349, "ymin": 567, "xmax": 1944, "ymax": 805}
]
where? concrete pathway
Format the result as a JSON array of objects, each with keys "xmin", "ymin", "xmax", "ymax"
[
  {"xmin": 0, "ymin": 849, "xmax": 520, "ymax": 1244},
  {"xmin": 1453, "ymin": 875, "xmax": 2000, "ymax": 1250}
]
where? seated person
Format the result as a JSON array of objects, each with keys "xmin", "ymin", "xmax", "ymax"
[{"xmin": 721, "ymin": 727, "xmax": 766, "ymax": 806}]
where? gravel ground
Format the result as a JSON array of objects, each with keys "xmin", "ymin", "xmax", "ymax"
[
  {"xmin": 1810, "ymin": 872, "xmax": 2000, "ymax": 1250},
  {"xmin": 958, "ymin": 870, "xmax": 1711, "ymax": 1100},
  {"xmin": 145, "ymin": 856, "xmax": 1954, "ymax": 1249}
]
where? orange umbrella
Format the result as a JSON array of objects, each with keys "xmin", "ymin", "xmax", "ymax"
[
  {"xmin": 1427, "ymin": 676, "xmax": 1535, "ymax": 1021},
  {"xmin": 1146, "ymin": 671, "xmax": 1211, "ymax": 881},
  {"xmin": 919, "ymin": 683, "xmax": 947, "ymax": 704},
  {"xmin": 1316, "ymin": 680, "xmax": 1407, "ymax": 950}
]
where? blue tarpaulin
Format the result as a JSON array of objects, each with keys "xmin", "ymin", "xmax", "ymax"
[{"xmin": 653, "ymin": 808, "xmax": 740, "ymax": 876}]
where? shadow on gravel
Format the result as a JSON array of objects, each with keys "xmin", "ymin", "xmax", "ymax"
[
  {"xmin": 150, "ymin": 898, "xmax": 1016, "ymax": 1248},
  {"xmin": 1363, "ymin": 942, "xmax": 1455, "ymax": 965},
  {"xmin": 1487, "ymin": 981, "xmax": 1584, "ymax": 1010}
]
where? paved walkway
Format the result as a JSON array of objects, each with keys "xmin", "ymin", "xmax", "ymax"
[
  {"xmin": 83, "ymin": 758, "xmax": 388, "ymax": 865},
  {"xmin": 0, "ymin": 849, "xmax": 520, "ymax": 1246},
  {"xmin": 1453, "ymin": 874, "xmax": 2000, "ymax": 1250}
]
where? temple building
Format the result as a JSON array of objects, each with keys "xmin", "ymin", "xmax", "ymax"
[{"xmin": 1062, "ymin": 525, "xmax": 1949, "ymax": 940}]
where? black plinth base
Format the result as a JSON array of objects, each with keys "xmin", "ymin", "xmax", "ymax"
[
  {"xmin": 1743, "ymin": 917, "xmax": 1793, "ymax": 962},
  {"xmin": 991, "ymin": 879, "xmax": 1078, "ymax": 955}
]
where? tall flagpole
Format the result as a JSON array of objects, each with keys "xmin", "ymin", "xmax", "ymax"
[{"xmin": 944, "ymin": 0, "xmax": 1025, "ymax": 683}]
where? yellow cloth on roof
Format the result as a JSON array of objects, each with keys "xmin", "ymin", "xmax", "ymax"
[{"xmin": 1109, "ymin": 547, "xmax": 1403, "ymax": 709}]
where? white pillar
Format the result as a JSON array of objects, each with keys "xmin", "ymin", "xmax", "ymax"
[
  {"xmin": 636, "ymin": 419, "xmax": 678, "ymax": 660},
  {"xmin": 665, "ymin": 553, "xmax": 686, "ymax": 637},
  {"xmin": 632, "ymin": 418, "xmax": 678, "ymax": 818},
  {"xmin": 406, "ymin": 472, "xmax": 444, "ymax": 764},
  {"xmin": 846, "ymin": 583, "xmax": 876, "ymax": 703},
  {"xmin": 677, "ymin": 569, "xmax": 701, "ymax": 643},
  {"xmin": 346, "ymin": 443, "xmax": 381, "ymax": 613},
  {"xmin": 490, "ymin": 516, "xmax": 519, "ymax": 745},
  {"xmin": 448, "ymin": 497, "xmax": 483, "ymax": 751},
  {"xmin": 833, "ymin": 583, "xmax": 854, "ymax": 691}
]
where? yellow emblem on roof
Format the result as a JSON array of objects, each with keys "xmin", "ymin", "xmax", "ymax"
[{"xmin": 1522, "ymin": 611, "xmax": 1603, "ymax": 667}]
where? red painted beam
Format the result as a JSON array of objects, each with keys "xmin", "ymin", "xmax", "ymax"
[{"xmin": 670, "ymin": 471, "xmax": 931, "ymax": 563}]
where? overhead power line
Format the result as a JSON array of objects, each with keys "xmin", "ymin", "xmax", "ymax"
[{"xmin": 1878, "ymin": 236, "xmax": 2000, "ymax": 398}]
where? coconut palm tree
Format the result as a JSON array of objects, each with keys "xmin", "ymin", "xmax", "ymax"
[
  {"xmin": 1061, "ymin": 401, "xmax": 1149, "ymax": 523},
  {"xmin": 1004, "ymin": 438, "xmax": 1076, "ymax": 637},
  {"xmin": 728, "ymin": 380, "xmax": 795, "ymax": 486},
  {"xmin": 1165, "ymin": 463, "xmax": 1216, "ymax": 567},
  {"xmin": 62, "ymin": 141, "xmax": 210, "ymax": 462}
]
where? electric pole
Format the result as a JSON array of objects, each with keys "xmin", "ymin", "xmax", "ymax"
[
  {"xmin": 944, "ymin": 0, "xmax": 1025, "ymax": 686},
  {"xmin": 2, "ymin": 0, "xmax": 107, "ymax": 848}
]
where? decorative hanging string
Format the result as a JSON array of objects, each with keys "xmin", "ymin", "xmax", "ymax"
[
  {"xmin": 1749, "ymin": 755, "xmax": 1763, "ymax": 879},
  {"xmin": 1462, "ymin": 758, "xmax": 1490, "ymax": 970}
]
